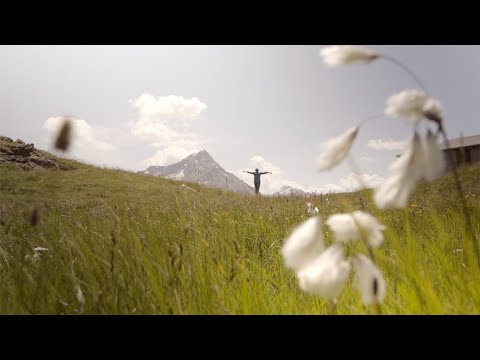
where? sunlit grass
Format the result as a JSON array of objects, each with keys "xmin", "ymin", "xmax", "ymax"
[{"xmin": 0, "ymin": 160, "xmax": 479, "ymax": 314}]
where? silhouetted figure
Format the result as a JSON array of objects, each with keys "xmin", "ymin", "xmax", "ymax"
[{"xmin": 243, "ymin": 168, "xmax": 272, "ymax": 195}]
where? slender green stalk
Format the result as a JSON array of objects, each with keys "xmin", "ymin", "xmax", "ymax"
[{"xmin": 329, "ymin": 299, "xmax": 337, "ymax": 315}]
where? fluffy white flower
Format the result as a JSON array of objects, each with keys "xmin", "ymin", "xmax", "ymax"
[
  {"xmin": 33, "ymin": 247, "xmax": 49, "ymax": 252},
  {"xmin": 375, "ymin": 131, "xmax": 446, "ymax": 210},
  {"xmin": 26, "ymin": 247, "xmax": 50, "ymax": 263},
  {"xmin": 281, "ymin": 216, "xmax": 324, "ymax": 272},
  {"xmin": 422, "ymin": 97, "xmax": 443, "ymax": 122},
  {"xmin": 319, "ymin": 46, "xmax": 379, "ymax": 67},
  {"xmin": 307, "ymin": 203, "xmax": 320, "ymax": 216},
  {"xmin": 351, "ymin": 211, "xmax": 386, "ymax": 248},
  {"xmin": 385, "ymin": 90, "xmax": 443, "ymax": 124},
  {"xmin": 326, "ymin": 214, "xmax": 358, "ymax": 242},
  {"xmin": 421, "ymin": 130, "xmax": 446, "ymax": 182},
  {"xmin": 374, "ymin": 132, "xmax": 424, "ymax": 210},
  {"xmin": 352, "ymin": 254, "xmax": 386, "ymax": 305},
  {"xmin": 326, "ymin": 211, "xmax": 386, "ymax": 248},
  {"xmin": 297, "ymin": 243, "xmax": 351, "ymax": 300},
  {"xmin": 76, "ymin": 285, "xmax": 85, "ymax": 306},
  {"xmin": 316, "ymin": 126, "xmax": 358, "ymax": 171}
]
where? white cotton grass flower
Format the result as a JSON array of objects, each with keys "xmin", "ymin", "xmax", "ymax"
[
  {"xmin": 374, "ymin": 131, "xmax": 446, "ymax": 210},
  {"xmin": 326, "ymin": 211, "xmax": 386, "ymax": 248},
  {"xmin": 25, "ymin": 247, "xmax": 50, "ymax": 263},
  {"xmin": 319, "ymin": 46, "xmax": 379, "ymax": 67},
  {"xmin": 76, "ymin": 285, "xmax": 85, "ymax": 307},
  {"xmin": 423, "ymin": 97, "xmax": 443, "ymax": 122},
  {"xmin": 352, "ymin": 254, "xmax": 386, "ymax": 305},
  {"xmin": 297, "ymin": 243, "xmax": 351, "ymax": 300},
  {"xmin": 316, "ymin": 126, "xmax": 358, "ymax": 171},
  {"xmin": 421, "ymin": 130, "xmax": 446, "ymax": 182},
  {"xmin": 374, "ymin": 132, "xmax": 424, "ymax": 210},
  {"xmin": 385, "ymin": 89, "xmax": 443, "ymax": 124},
  {"xmin": 281, "ymin": 216, "xmax": 324, "ymax": 272},
  {"xmin": 307, "ymin": 203, "xmax": 320, "ymax": 216},
  {"xmin": 33, "ymin": 247, "xmax": 49, "ymax": 252}
]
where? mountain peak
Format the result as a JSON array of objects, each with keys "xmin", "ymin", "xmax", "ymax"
[
  {"xmin": 186, "ymin": 149, "xmax": 213, "ymax": 160},
  {"xmin": 275, "ymin": 185, "xmax": 307, "ymax": 196},
  {"xmin": 141, "ymin": 150, "xmax": 254, "ymax": 194},
  {"xmin": 189, "ymin": 149, "xmax": 206, "ymax": 156}
]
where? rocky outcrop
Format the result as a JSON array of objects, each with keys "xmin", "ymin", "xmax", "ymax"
[{"xmin": 0, "ymin": 136, "xmax": 61, "ymax": 170}]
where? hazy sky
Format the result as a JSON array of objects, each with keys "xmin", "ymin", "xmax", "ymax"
[{"xmin": 1, "ymin": 45, "xmax": 479, "ymax": 194}]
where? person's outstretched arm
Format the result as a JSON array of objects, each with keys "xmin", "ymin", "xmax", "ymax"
[
  {"xmin": 243, "ymin": 171, "xmax": 255, "ymax": 175},
  {"xmin": 260, "ymin": 172, "xmax": 272, "ymax": 175}
]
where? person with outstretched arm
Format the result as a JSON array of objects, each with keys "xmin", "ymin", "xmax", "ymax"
[{"xmin": 243, "ymin": 168, "xmax": 272, "ymax": 195}]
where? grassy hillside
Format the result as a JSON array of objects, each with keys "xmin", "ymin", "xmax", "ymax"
[{"xmin": 1, "ymin": 157, "xmax": 479, "ymax": 314}]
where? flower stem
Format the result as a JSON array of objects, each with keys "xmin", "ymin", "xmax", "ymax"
[
  {"xmin": 367, "ymin": 245, "xmax": 376, "ymax": 264},
  {"xmin": 380, "ymin": 54, "xmax": 428, "ymax": 92},
  {"xmin": 357, "ymin": 113, "xmax": 385, "ymax": 127},
  {"xmin": 329, "ymin": 299, "xmax": 337, "ymax": 315},
  {"xmin": 372, "ymin": 301, "xmax": 382, "ymax": 315}
]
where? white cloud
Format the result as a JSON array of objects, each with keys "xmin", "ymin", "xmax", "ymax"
[
  {"xmin": 142, "ymin": 146, "xmax": 194, "ymax": 167},
  {"xmin": 367, "ymin": 138, "xmax": 407, "ymax": 151},
  {"xmin": 129, "ymin": 93, "xmax": 208, "ymax": 165},
  {"xmin": 307, "ymin": 173, "xmax": 384, "ymax": 195},
  {"xmin": 307, "ymin": 183, "xmax": 346, "ymax": 195},
  {"xmin": 41, "ymin": 94, "xmax": 207, "ymax": 170},
  {"xmin": 339, "ymin": 173, "xmax": 384, "ymax": 190},
  {"xmin": 235, "ymin": 155, "xmax": 306, "ymax": 195},
  {"xmin": 43, "ymin": 117, "xmax": 115, "ymax": 151},
  {"xmin": 131, "ymin": 94, "xmax": 207, "ymax": 121}
]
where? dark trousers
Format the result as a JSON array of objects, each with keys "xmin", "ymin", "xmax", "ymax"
[{"xmin": 254, "ymin": 182, "xmax": 260, "ymax": 194}]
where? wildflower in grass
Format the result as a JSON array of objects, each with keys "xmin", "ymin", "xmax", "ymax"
[
  {"xmin": 297, "ymin": 243, "xmax": 351, "ymax": 300},
  {"xmin": 76, "ymin": 285, "xmax": 85, "ymax": 307},
  {"xmin": 282, "ymin": 214, "xmax": 387, "ymax": 304},
  {"xmin": 316, "ymin": 126, "xmax": 359, "ymax": 171},
  {"xmin": 385, "ymin": 90, "xmax": 443, "ymax": 125},
  {"xmin": 307, "ymin": 203, "xmax": 319, "ymax": 216},
  {"xmin": 281, "ymin": 216, "xmax": 324, "ymax": 272},
  {"xmin": 24, "ymin": 247, "xmax": 50, "ymax": 262},
  {"xmin": 374, "ymin": 132, "xmax": 424, "ymax": 210},
  {"xmin": 326, "ymin": 211, "xmax": 386, "ymax": 248},
  {"xmin": 319, "ymin": 46, "xmax": 379, "ymax": 67},
  {"xmin": 421, "ymin": 130, "xmax": 446, "ymax": 182},
  {"xmin": 352, "ymin": 254, "xmax": 386, "ymax": 305},
  {"xmin": 54, "ymin": 118, "xmax": 72, "ymax": 151},
  {"xmin": 33, "ymin": 247, "xmax": 49, "ymax": 252},
  {"xmin": 375, "ymin": 131, "xmax": 446, "ymax": 210}
]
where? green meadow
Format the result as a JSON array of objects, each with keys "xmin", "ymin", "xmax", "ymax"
[{"xmin": 1, "ymin": 155, "xmax": 479, "ymax": 314}]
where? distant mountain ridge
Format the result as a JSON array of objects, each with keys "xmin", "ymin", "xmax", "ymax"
[
  {"xmin": 140, "ymin": 150, "xmax": 254, "ymax": 194},
  {"xmin": 274, "ymin": 185, "xmax": 308, "ymax": 196}
]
